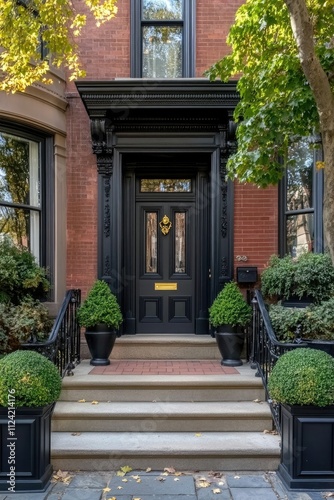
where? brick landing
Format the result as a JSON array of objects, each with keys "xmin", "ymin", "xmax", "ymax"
[{"xmin": 89, "ymin": 360, "xmax": 240, "ymax": 375}]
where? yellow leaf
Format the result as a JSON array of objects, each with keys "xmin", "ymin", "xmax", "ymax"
[
  {"xmin": 107, "ymin": 497, "xmax": 116, "ymax": 500},
  {"xmin": 103, "ymin": 487, "xmax": 111, "ymax": 493},
  {"xmin": 175, "ymin": 472, "xmax": 182, "ymax": 476},
  {"xmin": 131, "ymin": 475, "xmax": 140, "ymax": 480},
  {"xmin": 134, "ymin": 498, "xmax": 142, "ymax": 500},
  {"xmin": 117, "ymin": 465, "xmax": 132, "ymax": 476},
  {"xmin": 195, "ymin": 433, "xmax": 202, "ymax": 437},
  {"xmin": 161, "ymin": 472, "xmax": 169, "ymax": 476},
  {"xmin": 146, "ymin": 468, "xmax": 152, "ymax": 472},
  {"xmin": 78, "ymin": 399, "xmax": 86, "ymax": 403},
  {"xmin": 91, "ymin": 401, "xmax": 99, "ymax": 405},
  {"xmin": 136, "ymin": 479, "xmax": 142, "ymax": 483},
  {"xmin": 316, "ymin": 161, "xmax": 325, "ymax": 170},
  {"xmin": 197, "ymin": 480, "xmax": 211, "ymax": 488},
  {"xmin": 121, "ymin": 478, "xmax": 128, "ymax": 482},
  {"xmin": 213, "ymin": 488, "xmax": 221, "ymax": 494}
]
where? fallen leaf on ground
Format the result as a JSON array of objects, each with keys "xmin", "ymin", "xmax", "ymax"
[
  {"xmin": 174, "ymin": 478, "xmax": 180, "ymax": 482},
  {"xmin": 164, "ymin": 467, "xmax": 176, "ymax": 474},
  {"xmin": 78, "ymin": 399, "xmax": 86, "ymax": 403},
  {"xmin": 196, "ymin": 480, "xmax": 211, "ymax": 488},
  {"xmin": 195, "ymin": 433, "xmax": 202, "ymax": 437},
  {"xmin": 325, "ymin": 494, "xmax": 334, "ymax": 498},
  {"xmin": 161, "ymin": 472, "xmax": 169, "ymax": 476},
  {"xmin": 234, "ymin": 475, "xmax": 240, "ymax": 479},
  {"xmin": 116, "ymin": 465, "xmax": 133, "ymax": 476},
  {"xmin": 174, "ymin": 472, "xmax": 183, "ymax": 476},
  {"xmin": 212, "ymin": 488, "xmax": 221, "ymax": 494},
  {"xmin": 117, "ymin": 486, "xmax": 123, "ymax": 489},
  {"xmin": 52, "ymin": 470, "xmax": 72, "ymax": 483},
  {"xmin": 131, "ymin": 475, "xmax": 140, "ymax": 480},
  {"xmin": 103, "ymin": 487, "xmax": 111, "ymax": 493},
  {"xmin": 263, "ymin": 429, "xmax": 278, "ymax": 435},
  {"xmin": 218, "ymin": 481, "xmax": 225, "ymax": 485},
  {"xmin": 121, "ymin": 478, "xmax": 128, "ymax": 482},
  {"xmin": 253, "ymin": 399, "xmax": 262, "ymax": 403},
  {"xmin": 146, "ymin": 468, "xmax": 152, "ymax": 473},
  {"xmin": 107, "ymin": 497, "xmax": 116, "ymax": 500},
  {"xmin": 136, "ymin": 479, "xmax": 142, "ymax": 483},
  {"xmin": 134, "ymin": 498, "xmax": 142, "ymax": 500},
  {"xmin": 91, "ymin": 400, "xmax": 99, "ymax": 405},
  {"xmin": 71, "ymin": 432, "xmax": 81, "ymax": 436},
  {"xmin": 157, "ymin": 477, "xmax": 165, "ymax": 482}
]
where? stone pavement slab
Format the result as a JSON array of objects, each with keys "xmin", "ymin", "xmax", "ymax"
[
  {"xmin": 230, "ymin": 488, "xmax": 278, "ymax": 500},
  {"xmin": 226, "ymin": 474, "xmax": 271, "ymax": 488},
  {"xmin": 61, "ymin": 489, "xmax": 102, "ymax": 500},
  {"xmin": 106, "ymin": 473, "xmax": 196, "ymax": 496}
]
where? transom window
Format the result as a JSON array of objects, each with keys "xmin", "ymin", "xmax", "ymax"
[
  {"xmin": 131, "ymin": 0, "xmax": 195, "ymax": 78},
  {"xmin": 140, "ymin": 178, "xmax": 192, "ymax": 192},
  {"xmin": 280, "ymin": 138, "xmax": 324, "ymax": 256}
]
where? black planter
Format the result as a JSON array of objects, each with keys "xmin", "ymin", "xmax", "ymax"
[
  {"xmin": 278, "ymin": 403, "xmax": 334, "ymax": 490},
  {"xmin": 85, "ymin": 323, "xmax": 117, "ymax": 365},
  {"xmin": 0, "ymin": 403, "xmax": 55, "ymax": 492},
  {"xmin": 215, "ymin": 325, "xmax": 245, "ymax": 367}
]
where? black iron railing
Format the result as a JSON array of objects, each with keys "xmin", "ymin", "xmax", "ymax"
[
  {"xmin": 22, "ymin": 289, "xmax": 81, "ymax": 378},
  {"xmin": 250, "ymin": 289, "xmax": 308, "ymax": 432}
]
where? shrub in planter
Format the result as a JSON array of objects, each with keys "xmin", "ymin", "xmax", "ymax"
[
  {"xmin": 268, "ymin": 304, "xmax": 306, "ymax": 342},
  {"xmin": 0, "ymin": 350, "xmax": 62, "ymax": 492},
  {"xmin": 77, "ymin": 280, "xmax": 123, "ymax": 365},
  {"xmin": 0, "ymin": 298, "xmax": 52, "ymax": 355},
  {"xmin": 0, "ymin": 238, "xmax": 50, "ymax": 304},
  {"xmin": 209, "ymin": 282, "xmax": 252, "ymax": 366},
  {"xmin": 268, "ymin": 348, "xmax": 334, "ymax": 489},
  {"xmin": 268, "ymin": 348, "xmax": 334, "ymax": 407},
  {"xmin": 261, "ymin": 252, "xmax": 334, "ymax": 304},
  {"xmin": 209, "ymin": 281, "xmax": 252, "ymax": 328}
]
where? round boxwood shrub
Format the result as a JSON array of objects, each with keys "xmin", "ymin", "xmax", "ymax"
[
  {"xmin": 268, "ymin": 348, "xmax": 334, "ymax": 407},
  {"xmin": 0, "ymin": 350, "xmax": 62, "ymax": 407}
]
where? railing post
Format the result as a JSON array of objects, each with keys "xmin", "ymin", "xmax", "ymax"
[{"xmin": 250, "ymin": 295, "xmax": 258, "ymax": 369}]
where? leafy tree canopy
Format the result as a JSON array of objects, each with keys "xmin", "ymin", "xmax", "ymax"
[
  {"xmin": 206, "ymin": 0, "xmax": 334, "ymax": 187},
  {"xmin": 0, "ymin": 0, "xmax": 117, "ymax": 93}
]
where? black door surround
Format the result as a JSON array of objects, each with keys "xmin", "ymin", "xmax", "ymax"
[{"xmin": 76, "ymin": 79, "xmax": 239, "ymax": 334}]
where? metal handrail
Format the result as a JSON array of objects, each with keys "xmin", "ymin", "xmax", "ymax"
[
  {"xmin": 22, "ymin": 289, "xmax": 81, "ymax": 378},
  {"xmin": 250, "ymin": 289, "xmax": 308, "ymax": 432}
]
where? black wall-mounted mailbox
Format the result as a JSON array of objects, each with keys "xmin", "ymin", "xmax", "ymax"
[{"xmin": 236, "ymin": 266, "xmax": 258, "ymax": 284}]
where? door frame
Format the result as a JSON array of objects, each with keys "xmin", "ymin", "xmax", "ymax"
[
  {"xmin": 124, "ymin": 162, "xmax": 208, "ymax": 334},
  {"xmin": 76, "ymin": 80, "xmax": 239, "ymax": 335}
]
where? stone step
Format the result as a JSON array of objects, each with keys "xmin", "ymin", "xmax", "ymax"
[
  {"xmin": 51, "ymin": 431, "xmax": 280, "ymax": 471},
  {"xmin": 52, "ymin": 401, "xmax": 272, "ymax": 433},
  {"xmin": 81, "ymin": 334, "xmax": 222, "ymax": 360},
  {"xmin": 60, "ymin": 363, "xmax": 264, "ymax": 402}
]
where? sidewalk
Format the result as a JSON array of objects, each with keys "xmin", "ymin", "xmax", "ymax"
[{"xmin": 1, "ymin": 469, "xmax": 331, "ymax": 500}]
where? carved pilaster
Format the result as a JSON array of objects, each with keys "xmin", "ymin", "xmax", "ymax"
[{"xmin": 219, "ymin": 124, "xmax": 229, "ymax": 240}]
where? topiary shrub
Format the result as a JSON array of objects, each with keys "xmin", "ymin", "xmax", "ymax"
[
  {"xmin": 77, "ymin": 280, "xmax": 123, "ymax": 329},
  {"xmin": 0, "ymin": 350, "xmax": 62, "ymax": 407},
  {"xmin": 209, "ymin": 281, "xmax": 252, "ymax": 328},
  {"xmin": 268, "ymin": 348, "xmax": 334, "ymax": 407}
]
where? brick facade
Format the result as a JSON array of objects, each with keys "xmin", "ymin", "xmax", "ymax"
[{"xmin": 66, "ymin": 0, "xmax": 278, "ymax": 297}]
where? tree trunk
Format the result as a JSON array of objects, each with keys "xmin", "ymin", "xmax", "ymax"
[
  {"xmin": 284, "ymin": 0, "xmax": 334, "ymax": 263},
  {"xmin": 323, "ymin": 132, "xmax": 334, "ymax": 263}
]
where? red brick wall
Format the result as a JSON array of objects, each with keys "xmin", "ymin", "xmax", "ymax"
[{"xmin": 66, "ymin": 0, "xmax": 278, "ymax": 293}]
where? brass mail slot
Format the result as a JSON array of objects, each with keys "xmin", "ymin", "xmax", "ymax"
[{"xmin": 155, "ymin": 283, "xmax": 178, "ymax": 291}]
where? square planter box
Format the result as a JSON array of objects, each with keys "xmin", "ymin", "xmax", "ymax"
[
  {"xmin": 278, "ymin": 403, "xmax": 334, "ymax": 489},
  {"xmin": 0, "ymin": 403, "xmax": 54, "ymax": 492}
]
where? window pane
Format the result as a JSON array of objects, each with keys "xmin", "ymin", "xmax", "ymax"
[
  {"xmin": 142, "ymin": 0, "xmax": 182, "ymax": 20},
  {"xmin": 141, "ymin": 179, "xmax": 191, "ymax": 192},
  {"xmin": 286, "ymin": 213, "xmax": 314, "ymax": 257},
  {"xmin": 146, "ymin": 212, "xmax": 158, "ymax": 273},
  {"xmin": 143, "ymin": 26, "xmax": 182, "ymax": 78},
  {"xmin": 0, "ymin": 133, "xmax": 40, "ymax": 208},
  {"xmin": 175, "ymin": 212, "xmax": 186, "ymax": 273},
  {"xmin": 0, "ymin": 206, "xmax": 40, "ymax": 261},
  {"xmin": 287, "ymin": 139, "xmax": 313, "ymax": 211}
]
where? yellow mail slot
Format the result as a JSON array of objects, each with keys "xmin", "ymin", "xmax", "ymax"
[{"xmin": 155, "ymin": 283, "xmax": 178, "ymax": 291}]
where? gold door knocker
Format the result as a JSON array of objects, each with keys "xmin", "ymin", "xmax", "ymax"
[{"xmin": 159, "ymin": 215, "xmax": 172, "ymax": 235}]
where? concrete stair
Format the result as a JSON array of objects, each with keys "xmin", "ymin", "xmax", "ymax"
[{"xmin": 51, "ymin": 341, "xmax": 280, "ymax": 471}]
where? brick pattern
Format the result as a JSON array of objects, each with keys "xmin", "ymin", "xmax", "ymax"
[{"xmin": 90, "ymin": 360, "xmax": 239, "ymax": 375}]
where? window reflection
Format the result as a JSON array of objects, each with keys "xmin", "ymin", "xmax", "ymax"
[
  {"xmin": 146, "ymin": 212, "xmax": 158, "ymax": 273},
  {"xmin": 287, "ymin": 213, "xmax": 314, "ymax": 257},
  {"xmin": 175, "ymin": 212, "xmax": 186, "ymax": 273},
  {"xmin": 287, "ymin": 139, "xmax": 313, "ymax": 211},
  {"xmin": 141, "ymin": 179, "xmax": 191, "ymax": 192},
  {"xmin": 143, "ymin": 26, "xmax": 182, "ymax": 78},
  {"xmin": 142, "ymin": 0, "xmax": 182, "ymax": 20},
  {"xmin": 0, "ymin": 132, "xmax": 40, "ymax": 262}
]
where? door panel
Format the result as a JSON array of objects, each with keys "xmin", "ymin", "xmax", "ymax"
[{"xmin": 136, "ymin": 202, "xmax": 195, "ymax": 333}]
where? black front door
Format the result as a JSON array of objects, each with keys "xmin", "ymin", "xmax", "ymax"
[{"xmin": 136, "ymin": 179, "xmax": 196, "ymax": 333}]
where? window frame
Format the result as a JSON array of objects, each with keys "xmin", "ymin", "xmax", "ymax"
[
  {"xmin": 279, "ymin": 142, "xmax": 324, "ymax": 256},
  {"xmin": 0, "ymin": 121, "xmax": 54, "ymax": 293},
  {"xmin": 130, "ymin": 0, "xmax": 196, "ymax": 78}
]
